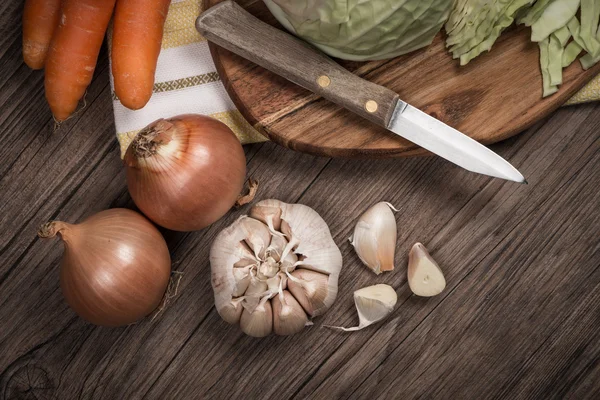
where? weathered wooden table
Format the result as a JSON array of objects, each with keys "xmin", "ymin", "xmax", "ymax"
[{"xmin": 1, "ymin": 2, "xmax": 599, "ymax": 399}]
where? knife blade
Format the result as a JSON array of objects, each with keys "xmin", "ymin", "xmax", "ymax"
[{"xmin": 196, "ymin": 1, "xmax": 526, "ymax": 183}]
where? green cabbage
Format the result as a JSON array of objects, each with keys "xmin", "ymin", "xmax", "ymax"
[
  {"xmin": 445, "ymin": 0, "xmax": 536, "ymax": 65},
  {"xmin": 263, "ymin": 0, "xmax": 453, "ymax": 61},
  {"xmin": 524, "ymin": 0, "xmax": 599, "ymax": 95},
  {"xmin": 263, "ymin": 0, "xmax": 600, "ymax": 98},
  {"xmin": 446, "ymin": 0, "xmax": 599, "ymax": 97}
]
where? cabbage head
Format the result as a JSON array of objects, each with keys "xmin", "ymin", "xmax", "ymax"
[{"xmin": 263, "ymin": 0, "xmax": 454, "ymax": 61}]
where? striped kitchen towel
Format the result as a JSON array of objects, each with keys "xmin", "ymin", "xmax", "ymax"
[
  {"xmin": 111, "ymin": 0, "xmax": 600, "ymax": 157},
  {"xmin": 111, "ymin": 0, "xmax": 267, "ymax": 157}
]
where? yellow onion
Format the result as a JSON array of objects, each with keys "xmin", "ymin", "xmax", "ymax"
[
  {"xmin": 38, "ymin": 208, "xmax": 171, "ymax": 327},
  {"xmin": 124, "ymin": 114, "xmax": 246, "ymax": 231}
]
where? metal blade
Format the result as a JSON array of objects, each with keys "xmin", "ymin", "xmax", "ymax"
[{"xmin": 389, "ymin": 102, "xmax": 526, "ymax": 183}]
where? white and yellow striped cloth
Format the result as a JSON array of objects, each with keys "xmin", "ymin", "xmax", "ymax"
[
  {"xmin": 111, "ymin": 0, "xmax": 266, "ymax": 157},
  {"xmin": 111, "ymin": 0, "xmax": 600, "ymax": 157}
]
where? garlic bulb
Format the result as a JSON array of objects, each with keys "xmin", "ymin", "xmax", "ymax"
[
  {"xmin": 407, "ymin": 243, "xmax": 446, "ymax": 297},
  {"xmin": 325, "ymin": 284, "xmax": 397, "ymax": 331},
  {"xmin": 350, "ymin": 202, "xmax": 398, "ymax": 275},
  {"xmin": 210, "ymin": 199, "xmax": 342, "ymax": 336}
]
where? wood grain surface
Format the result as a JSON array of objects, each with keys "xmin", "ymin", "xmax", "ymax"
[
  {"xmin": 206, "ymin": 0, "xmax": 600, "ymax": 158},
  {"xmin": 1, "ymin": 1, "xmax": 600, "ymax": 399}
]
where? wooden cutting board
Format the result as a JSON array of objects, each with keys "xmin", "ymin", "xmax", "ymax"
[{"xmin": 206, "ymin": 0, "xmax": 600, "ymax": 158}]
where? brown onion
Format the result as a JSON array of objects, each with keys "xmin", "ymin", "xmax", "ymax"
[
  {"xmin": 124, "ymin": 114, "xmax": 246, "ymax": 231},
  {"xmin": 38, "ymin": 208, "xmax": 171, "ymax": 327}
]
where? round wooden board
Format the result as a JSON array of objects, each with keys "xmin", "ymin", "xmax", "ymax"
[{"xmin": 206, "ymin": 0, "xmax": 600, "ymax": 158}]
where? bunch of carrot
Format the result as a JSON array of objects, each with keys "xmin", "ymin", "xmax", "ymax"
[{"xmin": 22, "ymin": 0, "xmax": 172, "ymax": 121}]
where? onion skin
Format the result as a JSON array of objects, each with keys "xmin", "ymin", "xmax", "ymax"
[
  {"xmin": 124, "ymin": 114, "xmax": 246, "ymax": 232},
  {"xmin": 39, "ymin": 209, "xmax": 171, "ymax": 327}
]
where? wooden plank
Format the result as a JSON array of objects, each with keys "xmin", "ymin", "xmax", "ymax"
[
  {"xmin": 0, "ymin": 61, "xmax": 113, "ymax": 282},
  {"xmin": 0, "ymin": 0, "xmax": 109, "ymax": 179},
  {"xmin": 144, "ymin": 105, "xmax": 599, "ymax": 399},
  {"xmin": 1, "ymin": 0, "xmax": 600, "ymax": 398},
  {"xmin": 499, "ymin": 275, "xmax": 600, "ymax": 399},
  {"xmin": 0, "ymin": 72, "xmax": 330, "ymax": 398},
  {"xmin": 346, "ymin": 151, "xmax": 600, "ymax": 399},
  {"xmin": 294, "ymin": 105, "xmax": 600, "ymax": 399}
]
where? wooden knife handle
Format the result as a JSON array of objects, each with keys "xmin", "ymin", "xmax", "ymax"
[{"xmin": 195, "ymin": 1, "xmax": 400, "ymax": 127}]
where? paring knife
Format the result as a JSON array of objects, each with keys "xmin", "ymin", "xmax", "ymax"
[{"xmin": 195, "ymin": 1, "xmax": 526, "ymax": 183}]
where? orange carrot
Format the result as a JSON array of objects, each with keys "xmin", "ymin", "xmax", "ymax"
[
  {"xmin": 112, "ymin": 0, "xmax": 171, "ymax": 110},
  {"xmin": 22, "ymin": 0, "xmax": 61, "ymax": 69},
  {"xmin": 44, "ymin": 0, "xmax": 117, "ymax": 121}
]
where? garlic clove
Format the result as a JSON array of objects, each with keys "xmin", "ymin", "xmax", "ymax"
[
  {"xmin": 232, "ymin": 265, "xmax": 253, "ymax": 297},
  {"xmin": 239, "ymin": 217, "xmax": 271, "ymax": 260},
  {"xmin": 408, "ymin": 243, "xmax": 446, "ymax": 297},
  {"xmin": 242, "ymin": 277, "xmax": 269, "ymax": 313},
  {"xmin": 280, "ymin": 248, "xmax": 298, "ymax": 273},
  {"xmin": 266, "ymin": 233, "xmax": 288, "ymax": 262},
  {"xmin": 240, "ymin": 301, "xmax": 273, "ymax": 337},
  {"xmin": 246, "ymin": 276, "xmax": 268, "ymax": 295},
  {"xmin": 272, "ymin": 290, "xmax": 309, "ymax": 336},
  {"xmin": 350, "ymin": 202, "xmax": 398, "ymax": 275},
  {"xmin": 233, "ymin": 241, "xmax": 257, "ymax": 268},
  {"xmin": 249, "ymin": 205, "xmax": 282, "ymax": 233},
  {"xmin": 279, "ymin": 219, "xmax": 300, "ymax": 261},
  {"xmin": 266, "ymin": 274, "xmax": 284, "ymax": 296},
  {"xmin": 353, "ymin": 284, "xmax": 397, "ymax": 326},
  {"xmin": 219, "ymin": 299, "xmax": 244, "ymax": 324},
  {"xmin": 210, "ymin": 216, "xmax": 260, "ymax": 324},
  {"xmin": 325, "ymin": 284, "xmax": 397, "ymax": 331},
  {"xmin": 287, "ymin": 269, "xmax": 334, "ymax": 317}
]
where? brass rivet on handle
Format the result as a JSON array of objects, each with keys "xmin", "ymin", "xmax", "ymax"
[
  {"xmin": 365, "ymin": 100, "xmax": 378, "ymax": 113},
  {"xmin": 317, "ymin": 75, "xmax": 331, "ymax": 88}
]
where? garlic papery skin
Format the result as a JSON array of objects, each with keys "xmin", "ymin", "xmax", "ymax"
[
  {"xmin": 408, "ymin": 243, "xmax": 446, "ymax": 297},
  {"xmin": 210, "ymin": 199, "xmax": 342, "ymax": 336},
  {"xmin": 257, "ymin": 257, "xmax": 279, "ymax": 280},
  {"xmin": 239, "ymin": 217, "xmax": 272, "ymax": 260},
  {"xmin": 240, "ymin": 302, "xmax": 273, "ymax": 337},
  {"xmin": 249, "ymin": 205, "xmax": 282, "ymax": 233},
  {"xmin": 287, "ymin": 269, "xmax": 334, "ymax": 317},
  {"xmin": 266, "ymin": 274, "xmax": 285, "ymax": 297},
  {"xmin": 242, "ymin": 277, "xmax": 269, "ymax": 313},
  {"xmin": 272, "ymin": 290, "xmax": 308, "ymax": 336},
  {"xmin": 350, "ymin": 202, "xmax": 398, "ymax": 275},
  {"xmin": 325, "ymin": 284, "xmax": 397, "ymax": 332},
  {"xmin": 266, "ymin": 234, "xmax": 288, "ymax": 262},
  {"xmin": 232, "ymin": 241, "xmax": 257, "ymax": 268},
  {"xmin": 220, "ymin": 299, "xmax": 244, "ymax": 324},
  {"xmin": 232, "ymin": 266, "xmax": 253, "ymax": 297}
]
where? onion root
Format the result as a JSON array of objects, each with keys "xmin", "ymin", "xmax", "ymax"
[
  {"xmin": 150, "ymin": 271, "xmax": 183, "ymax": 322},
  {"xmin": 235, "ymin": 179, "xmax": 259, "ymax": 208},
  {"xmin": 38, "ymin": 221, "xmax": 69, "ymax": 239},
  {"xmin": 130, "ymin": 119, "xmax": 174, "ymax": 159}
]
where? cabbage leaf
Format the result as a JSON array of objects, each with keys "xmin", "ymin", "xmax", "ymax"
[
  {"xmin": 446, "ymin": 0, "xmax": 599, "ymax": 96},
  {"xmin": 264, "ymin": 0, "xmax": 454, "ymax": 60}
]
